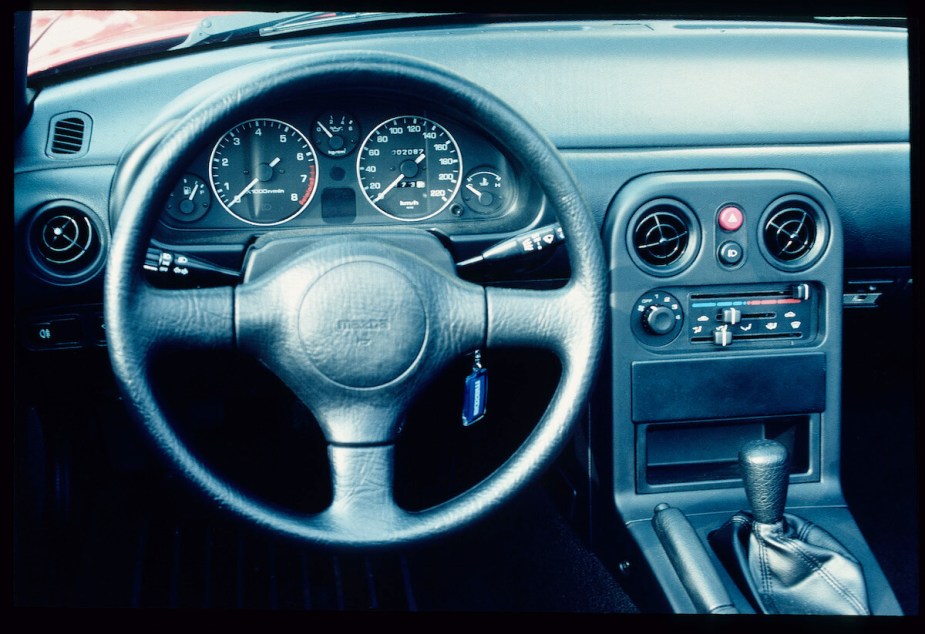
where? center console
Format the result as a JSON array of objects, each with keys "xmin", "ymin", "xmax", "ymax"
[{"xmin": 599, "ymin": 170, "xmax": 901, "ymax": 614}]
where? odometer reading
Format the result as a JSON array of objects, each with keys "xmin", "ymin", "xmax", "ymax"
[
  {"xmin": 209, "ymin": 118, "xmax": 317, "ymax": 226},
  {"xmin": 357, "ymin": 116, "xmax": 462, "ymax": 221}
]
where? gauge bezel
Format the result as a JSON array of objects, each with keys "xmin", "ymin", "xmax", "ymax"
[
  {"xmin": 164, "ymin": 173, "xmax": 211, "ymax": 223},
  {"xmin": 311, "ymin": 110, "xmax": 360, "ymax": 158},
  {"xmin": 356, "ymin": 115, "xmax": 463, "ymax": 222},
  {"xmin": 462, "ymin": 166, "xmax": 508, "ymax": 215},
  {"xmin": 209, "ymin": 117, "xmax": 318, "ymax": 227}
]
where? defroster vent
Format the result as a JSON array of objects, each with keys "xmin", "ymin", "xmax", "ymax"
[{"xmin": 46, "ymin": 112, "xmax": 91, "ymax": 158}]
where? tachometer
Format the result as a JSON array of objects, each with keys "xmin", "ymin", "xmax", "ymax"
[
  {"xmin": 357, "ymin": 116, "xmax": 462, "ymax": 221},
  {"xmin": 209, "ymin": 118, "xmax": 317, "ymax": 226}
]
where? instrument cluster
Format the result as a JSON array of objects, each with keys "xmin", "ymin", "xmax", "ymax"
[{"xmin": 159, "ymin": 95, "xmax": 537, "ymax": 236}]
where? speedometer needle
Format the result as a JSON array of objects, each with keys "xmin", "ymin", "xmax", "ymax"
[
  {"xmin": 371, "ymin": 153, "xmax": 426, "ymax": 203},
  {"xmin": 373, "ymin": 173, "xmax": 407, "ymax": 203}
]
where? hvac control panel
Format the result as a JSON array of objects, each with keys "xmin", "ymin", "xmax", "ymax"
[{"xmin": 631, "ymin": 282, "xmax": 819, "ymax": 350}]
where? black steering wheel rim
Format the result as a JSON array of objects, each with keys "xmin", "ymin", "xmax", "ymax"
[{"xmin": 105, "ymin": 50, "xmax": 607, "ymax": 549}]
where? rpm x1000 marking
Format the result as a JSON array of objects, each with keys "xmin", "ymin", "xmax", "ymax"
[
  {"xmin": 357, "ymin": 116, "xmax": 462, "ymax": 221},
  {"xmin": 210, "ymin": 118, "xmax": 318, "ymax": 226}
]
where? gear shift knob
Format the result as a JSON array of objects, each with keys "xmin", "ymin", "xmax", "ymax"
[{"xmin": 739, "ymin": 439, "xmax": 790, "ymax": 524}]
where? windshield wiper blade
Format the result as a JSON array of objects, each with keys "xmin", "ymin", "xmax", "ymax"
[
  {"xmin": 171, "ymin": 12, "xmax": 317, "ymax": 50},
  {"xmin": 172, "ymin": 12, "xmax": 456, "ymax": 51},
  {"xmin": 258, "ymin": 12, "xmax": 449, "ymax": 37}
]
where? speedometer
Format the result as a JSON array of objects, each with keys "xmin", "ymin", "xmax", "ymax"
[
  {"xmin": 209, "ymin": 118, "xmax": 318, "ymax": 226},
  {"xmin": 357, "ymin": 116, "xmax": 462, "ymax": 221}
]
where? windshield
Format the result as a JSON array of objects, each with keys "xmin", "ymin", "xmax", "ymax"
[
  {"xmin": 28, "ymin": 10, "xmax": 905, "ymax": 78},
  {"xmin": 28, "ymin": 10, "xmax": 243, "ymax": 76},
  {"xmin": 25, "ymin": 10, "xmax": 438, "ymax": 77}
]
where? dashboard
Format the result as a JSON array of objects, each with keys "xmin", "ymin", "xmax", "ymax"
[
  {"xmin": 12, "ymin": 14, "xmax": 914, "ymax": 615},
  {"xmin": 14, "ymin": 20, "xmax": 909, "ymax": 301}
]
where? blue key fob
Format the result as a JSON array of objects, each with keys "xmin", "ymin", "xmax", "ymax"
[{"xmin": 462, "ymin": 363, "xmax": 488, "ymax": 427}]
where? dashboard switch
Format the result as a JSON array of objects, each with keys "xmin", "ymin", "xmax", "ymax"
[
  {"xmin": 27, "ymin": 317, "xmax": 82, "ymax": 348},
  {"xmin": 718, "ymin": 205, "xmax": 744, "ymax": 231},
  {"xmin": 713, "ymin": 325, "xmax": 733, "ymax": 347},
  {"xmin": 644, "ymin": 305, "xmax": 677, "ymax": 335},
  {"xmin": 718, "ymin": 241, "xmax": 743, "ymax": 266},
  {"xmin": 792, "ymin": 283, "xmax": 811, "ymax": 300},
  {"xmin": 456, "ymin": 223, "xmax": 564, "ymax": 267},
  {"xmin": 722, "ymin": 307, "xmax": 742, "ymax": 325},
  {"xmin": 632, "ymin": 289, "xmax": 684, "ymax": 345}
]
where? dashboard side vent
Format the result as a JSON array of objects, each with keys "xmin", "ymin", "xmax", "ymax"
[
  {"xmin": 634, "ymin": 208, "xmax": 690, "ymax": 266},
  {"xmin": 628, "ymin": 199, "xmax": 700, "ymax": 276},
  {"xmin": 763, "ymin": 206, "xmax": 816, "ymax": 261},
  {"xmin": 759, "ymin": 196, "xmax": 827, "ymax": 271},
  {"xmin": 26, "ymin": 202, "xmax": 105, "ymax": 284},
  {"xmin": 46, "ymin": 112, "xmax": 91, "ymax": 158}
]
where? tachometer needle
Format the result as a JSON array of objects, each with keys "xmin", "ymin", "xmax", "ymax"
[
  {"xmin": 317, "ymin": 121, "xmax": 334, "ymax": 138},
  {"xmin": 374, "ymin": 173, "xmax": 406, "ymax": 203},
  {"xmin": 229, "ymin": 157, "xmax": 280, "ymax": 207},
  {"xmin": 229, "ymin": 177, "xmax": 259, "ymax": 207}
]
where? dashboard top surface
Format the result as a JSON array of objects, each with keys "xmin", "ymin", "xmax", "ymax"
[
  {"xmin": 15, "ymin": 19, "xmax": 909, "ymax": 174},
  {"xmin": 13, "ymin": 18, "xmax": 911, "ymax": 300}
]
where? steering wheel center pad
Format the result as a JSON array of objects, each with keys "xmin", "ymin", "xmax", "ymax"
[{"xmin": 298, "ymin": 260, "xmax": 426, "ymax": 389}]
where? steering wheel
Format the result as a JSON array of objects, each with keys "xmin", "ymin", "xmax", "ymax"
[{"xmin": 105, "ymin": 51, "xmax": 606, "ymax": 548}]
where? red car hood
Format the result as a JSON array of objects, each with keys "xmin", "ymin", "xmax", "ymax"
[{"xmin": 28, "ymin": 10, "xmax": 238, "ymax": 76}]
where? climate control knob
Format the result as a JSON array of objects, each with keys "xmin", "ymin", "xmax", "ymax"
[
  {"xmin": 632, "ymin": 290, "xmax": 684, "ymax": 346},
  {"xmin": 643, "ymin": 305, "xmax": 677, "ymax": 335}
]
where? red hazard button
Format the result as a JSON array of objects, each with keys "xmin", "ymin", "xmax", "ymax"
[{"xmin": 718, "ymin": 205, "xmax": 744, "ymax": 231}]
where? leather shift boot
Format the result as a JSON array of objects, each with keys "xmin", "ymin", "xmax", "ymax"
[{"xmin": 709, "ymin": 511, "xmax": 870, "ymax": 615}]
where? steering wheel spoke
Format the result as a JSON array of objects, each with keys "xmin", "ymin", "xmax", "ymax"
[
  {"xmin": 113, "ymin": 282, "xmax": 234, "ymax": 355},
  {"xmin": 321, "ymin": 443, "xmax": 406, "ymax": 536},
  {"xmin": 486, "ymin": 283, "xmax": 597, "ymax": 365}
]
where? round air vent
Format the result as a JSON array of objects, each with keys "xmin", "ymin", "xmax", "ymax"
[
  {"xmin": 627, "ymin": 199, "xmax": 700, "ymax": 276},
  {"xmin": 26, "ymin": 201, "xmax": 105, "ymax": 284},
  {"xmin": 758, "ymin": 195, "xmax": 828, "ymax": 271}
]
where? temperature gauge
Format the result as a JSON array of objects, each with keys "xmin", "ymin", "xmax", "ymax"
[
  {"xmin": 312, "ymin": 111, "xmax": 360, "ymax": 158},
  {"xmin": 164, "ymin": 174, "xmax": 210, "ymax": 223},
  {"xmin": 462, "ymin": 167, "xmax": 506, "ymax": 214}
]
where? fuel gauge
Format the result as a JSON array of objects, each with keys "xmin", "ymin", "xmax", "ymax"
[
  {"xmin": 164, "ymin": 174, "xmax": 210, "ymax": 223},
  {"xmin": 462, "ymin": 167, "xmax": 507, "ymax": 214}
]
